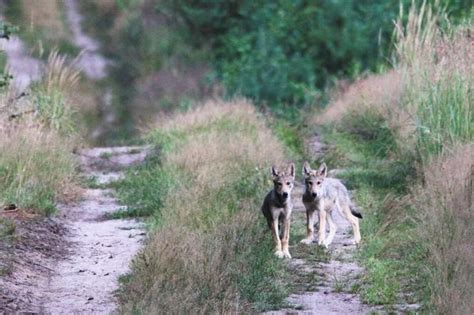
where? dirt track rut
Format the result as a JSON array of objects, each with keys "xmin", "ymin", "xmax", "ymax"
[{"xmin": 41, "ymin": 146, "xmax": 147, "ymax": 313}]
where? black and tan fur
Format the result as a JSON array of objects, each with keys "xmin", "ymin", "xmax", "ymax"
[{"xmin": 261, "ymin": 163, "xmax": 295, "ymax": 259}]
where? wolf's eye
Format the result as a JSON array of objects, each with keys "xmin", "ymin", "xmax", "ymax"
[
  {"xmin": 316, "ymin": 181, "xmax": 322, "ymax": 185},
  {"xmin": 308, "ymin": 181, "xmax": 313, "ymax": 185},
  {"xmin": 277, "ymin": 182, "xmax": 282, "ymax": 186},
  {"xmin": 286, "ymin": 182, "xmax": 290, "ymax": 185}
]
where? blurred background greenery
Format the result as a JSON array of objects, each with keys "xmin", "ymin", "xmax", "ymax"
[{"xmin": 1, "ymin": 0, "xmax": 472, "ymax": 142}]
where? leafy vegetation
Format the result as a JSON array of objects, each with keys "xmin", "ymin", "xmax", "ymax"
[
  {"xmin": 0, "ymin": 1, "xmax": 471, "ymax": 313},
  {"xmin": 75, "ymin": 0, "xmax": 210, "ymax": 140},
  {"xmin": 160, "ymin": 0, "xmax": 470, "ymax": 107},
  {"xmin": 4, "ymin": 0, "xmax": 79, "ymax": 58},
  {"xmin": 64, "ymin": 0, "xmax": 470, "ymax": 142}
]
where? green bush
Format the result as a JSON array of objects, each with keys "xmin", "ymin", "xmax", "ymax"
[{"xmin": 160, "ymin": 0, "xmax": 470, "ymax": 106}]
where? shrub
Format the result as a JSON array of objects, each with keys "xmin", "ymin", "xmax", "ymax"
[
  {"xmin": 160, "ymin": 0, "xmax": 469, "ymax": 106},
  {"xmin": 318, "ymin": 2, "xmax": 473, "ymax": 159}
]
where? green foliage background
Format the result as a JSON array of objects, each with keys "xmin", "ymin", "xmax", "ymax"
[
  {"xmin": 71, "ymin": 0, "xmax": 472, "ymax": 139},
  {"xmin": 159, "ymin": 0, "xmax": 471, "ymax": 106}
]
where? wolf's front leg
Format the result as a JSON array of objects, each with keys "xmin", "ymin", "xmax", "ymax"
[
  {"xmin": 300, "ymin": 209, "xmax": 315, "ymax": 245},
  {"xmin": 281, "ymin": 217, "xmax": 291, "ymax": 259},
  {"xmin": 271, "ymin": 218, "xmax": 284, "ymax": 258}
]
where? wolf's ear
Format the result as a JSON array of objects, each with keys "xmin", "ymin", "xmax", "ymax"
[
  {"xmin": 302, "ymin": 161, "xmax": 312, "ymax": 177},
  {"xmin": 318, "ymin": 163, "xmax": 328, "ymax": 177},
  {"xmin": 271, "ymin": 166, "xmax": 279, "ymax": 179},
  {"xmin": 287, "ymin": 163, "xmax": 295, "ymax": 179}
]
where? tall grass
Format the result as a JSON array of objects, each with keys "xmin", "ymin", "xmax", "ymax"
[
  {"xmin": 412, "ymin": 144, "xmax": 473, "ymax": 314},
  {"xmin": 394, "ymin": 2, "xmax": 473, "ymax": 157},
  {"xmin": 0, "ymin": 50, "xmax": 80, "ymax": 215},
  {"xmin": 316, "ymin": 2, "xmax": 472, "ymax": 158},
  {"xmin": 33, "ymin": 50, "xmax": 81, "ymax": 134},
  {"xmin": 118, "ymin": 100, "xmax": 290, "ymax": 313},
  {"xmin": 0, "ymin": 121, "xmax": 77, "ymax": 215}
]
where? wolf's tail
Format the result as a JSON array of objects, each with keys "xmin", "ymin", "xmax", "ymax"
[{"xmin": 350, "ymin": 205, "xmax": 363, "ymax": 219}]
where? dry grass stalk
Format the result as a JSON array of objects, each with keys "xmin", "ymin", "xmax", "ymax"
[
  {"xmin": 412, "ymin": 144, "xmax": 474, "ymax": 314},
  {"xmin": 44, "ymin": 50, "xmax": 81, "ymax": 94},
  {"xmin": 121, "ymin": 99, "xmax": 288, "ymax": 313}
]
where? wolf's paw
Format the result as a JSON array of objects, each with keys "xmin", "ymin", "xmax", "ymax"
[
  {"xmin": 318, "ymin": 240, "xmax": 329, "ymax": 249},
  {"xmin": 300, "ymin": 238, "xmax": 313, "ymax": 245},
  {"xmin": 282, "ymin": 250, "xmax": 292, "ymax": 259},
  {"xmin": 274, "ymin": 250, "xmax": 285, "ymax": 258}
]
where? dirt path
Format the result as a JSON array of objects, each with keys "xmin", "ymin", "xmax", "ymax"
[
  {"xmin": 264, "ymin": 135, "xmax": 375, "ymax": 315},
  {"xmin": 63, "ymin": 0, "xmax": 108, "ymax": 81},
  {"xmin": 63, "ymin": 0, "xmax": 117, "ymax": 142},
  {"xmin": 0, "ymin": 146, "xmax": 148, "ymax": 313},
  {"xmin": 40, "ymin": 146, "xmax": 148, "ymax": 313}
]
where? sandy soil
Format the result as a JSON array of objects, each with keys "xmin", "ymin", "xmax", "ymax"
[
  {"xmin": 0, "ymin": 215, "xmax": 68, "ymax": 313},
  {"xmin": 0, "ymin": 146, "xmax": 148, "ymax": 314},
  {"xmin": 40, "ymin": 146, "xmax": 148, "ymax": 314}
]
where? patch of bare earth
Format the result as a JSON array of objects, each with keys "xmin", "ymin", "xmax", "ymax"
[
  {"xmin": 0, "ymin": 146, "xmax": 148, "ymax": 313},
  {"xmin": 0, "ymin": 213, "xmax": 68, "ymax": 313}
]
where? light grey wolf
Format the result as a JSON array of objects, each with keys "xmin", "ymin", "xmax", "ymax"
[
  {"xmin": 261, "ymin": 163, "xmax": 295, "ymax": 258},
  {"xmin": 300, "ymin": 162, "xmax": 362, "ymax": 248}
]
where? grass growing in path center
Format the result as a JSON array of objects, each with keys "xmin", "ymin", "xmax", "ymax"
[{"xmin": 117, "ymin": 99, "xmax": 293, "ymax": 313}]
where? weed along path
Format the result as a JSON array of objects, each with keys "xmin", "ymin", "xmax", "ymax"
[
  {"xmin": 41, "ymin": 146, "xmax": 148, "ymax": 313},
  {"xmin": 264, "ymin": 135, "xmax": 374, "ymax": 315}
]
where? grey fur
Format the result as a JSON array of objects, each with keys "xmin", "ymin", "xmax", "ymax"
[{"xmin": 301, "ymin": 162, "xmax": 362, "ymax": 247}]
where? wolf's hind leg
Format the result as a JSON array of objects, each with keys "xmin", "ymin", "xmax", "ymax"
[
  {"xmin": 318, "ymin": 208, "xmax": 327, "ymax": 247},
  {"xmin": 324, "ymin": 213, "xmax": 337, "ymax": 247},
  {"xmin": 341, "ymin": 203, "xmax": 361, "ymax": 244}
]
